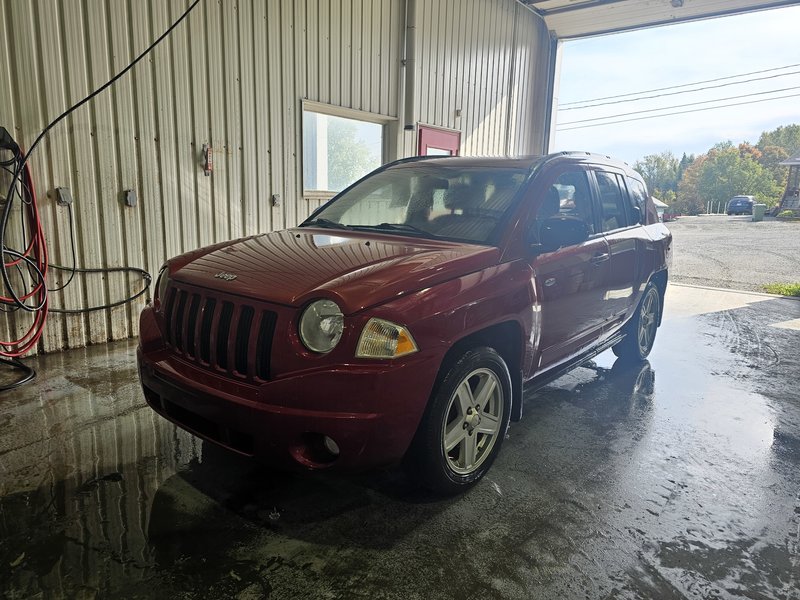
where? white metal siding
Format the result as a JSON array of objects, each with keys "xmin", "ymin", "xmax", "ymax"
[
  {"xmin": 401, "ymin": 0, "xmax": 549, "ymax": 158},
  {"xmin": 0, "ymin": 0, "xmax": 551, "ymax": 354}
]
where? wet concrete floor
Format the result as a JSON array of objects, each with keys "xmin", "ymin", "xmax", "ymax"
[{"xmin": 1, "ymin": 283, "xmax": 799, "ymax": 599}]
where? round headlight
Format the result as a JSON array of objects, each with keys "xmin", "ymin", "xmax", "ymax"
[{"xmin": 299, "ymin": 299, "xmax": 344, "ymax": 353}]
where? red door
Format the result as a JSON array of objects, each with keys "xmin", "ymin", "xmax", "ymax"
[
  {"xmin": 418, "ymin": 126, "xmax": 460, "ymax": 156},
  {"xmin": 526, "ymin": 169, "xmax": 615, "ymax": 370}
]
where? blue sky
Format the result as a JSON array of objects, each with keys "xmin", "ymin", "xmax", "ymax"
[{"xmin": 552, "ymin": 4, "xmax": 800, "ymax": 165}]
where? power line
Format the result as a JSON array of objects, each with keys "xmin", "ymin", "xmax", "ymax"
[
  {"xmin": 560, "ymin": 67, "xmax": 800, "ymax": 110},
  {"xmin": 561, "ymin": 70, "xmax": 800, "ymax": 110},
  {"xmin": 560, "ymin": 62, "xmax": 800, "ymax": 106},
  {"xmin": 556, "ymin": 92, "xmax": 800, "ymax": 131},
  {"xmin": 558, "ymin": 85, "xmax": 800, "ymax": 126}
]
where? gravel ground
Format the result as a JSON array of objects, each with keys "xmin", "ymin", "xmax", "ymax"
[{"xmin": 665, "ymin": 215, "xmax": 800, "ymax": 292}]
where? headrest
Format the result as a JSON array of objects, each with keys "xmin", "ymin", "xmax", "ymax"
[
  {"xmin": 444, "ymin": 182, "xmax": 484, "ymax": 211},
  {"xmin": 540, "ymin": 186, "xmax": 560, "ymax": 218}
]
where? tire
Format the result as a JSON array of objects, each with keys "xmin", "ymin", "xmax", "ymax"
[
  {"xmin": 612, "ymin": 282, "xmax": 662, "ymax": 362},
  {"xmin": 408, "ymin": 347, "xmax": 512, "ymax": 495}
]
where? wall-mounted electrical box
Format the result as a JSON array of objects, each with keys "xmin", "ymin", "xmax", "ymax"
[
  {"xmin": 54, "ymin": 187, "xmax": 73, "ymax": 206},
  {"xmin": 123, "ymin": 189, "xmax": 137, "ymax": 207}
]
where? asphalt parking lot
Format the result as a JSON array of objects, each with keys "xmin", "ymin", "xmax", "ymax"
[
  {"xmin": 666, "ymin": 216, "xmax": 800, "ymax": 292},
  {"xmin": 2, "ymin": 283, "xmax": 799, "ymax": 599}
]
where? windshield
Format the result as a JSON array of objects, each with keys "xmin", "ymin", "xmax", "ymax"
[{"xmin": 300, "ymin": 163, "xmax": 529, "ymax": 244}]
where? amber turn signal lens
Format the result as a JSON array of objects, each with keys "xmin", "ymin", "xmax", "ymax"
[{"xmin": 356, "ymin": 318, "xmax": 418, "ymax": 359}]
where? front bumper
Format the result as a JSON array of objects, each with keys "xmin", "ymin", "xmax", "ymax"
[{"xmin": 137, "ymin": 342, "xmax": 442, "ymax": 472}]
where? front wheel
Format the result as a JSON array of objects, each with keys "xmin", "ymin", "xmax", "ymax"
[
  {"xmin": 408, "ymin": 347, "xmax": 511, "ymax": 495},
  {"xmin": 612, "ymin": 282, "xmax": 662, "ymax": 362}
]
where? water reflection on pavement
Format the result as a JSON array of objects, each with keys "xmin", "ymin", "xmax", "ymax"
[{"xmin": 1, "ymin": 285, "xmax": 798, "ymax": 599}]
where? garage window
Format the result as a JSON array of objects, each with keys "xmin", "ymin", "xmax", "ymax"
[{"xmin": 302, "ymin": 103, "xmax": 386, "ymax": 195}]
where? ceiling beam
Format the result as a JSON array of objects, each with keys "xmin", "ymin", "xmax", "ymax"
[{"xmin": 526, "ymin": 0, "xmax": 800, "ymax": 40}]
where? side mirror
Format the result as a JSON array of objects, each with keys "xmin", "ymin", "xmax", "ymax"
[{"xmin": 536, "ymin": 216, "xmax": 589, "ymax": 252}]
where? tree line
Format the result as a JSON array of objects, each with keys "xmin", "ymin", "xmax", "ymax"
[{"xmin": 633, "ymin": 124, "xmax": 800, "ymax": 214}]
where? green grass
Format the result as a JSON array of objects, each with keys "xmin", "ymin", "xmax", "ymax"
[{"xmin": 763, "ymin": 282, "xmax": 800, "ymax": 297}]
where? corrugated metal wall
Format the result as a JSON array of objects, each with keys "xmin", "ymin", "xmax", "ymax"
[
  {"xmin": 407, "ymin": 0, "xmax": 550, "ymax": 158},
  {"xmin": 0, "ymin": 0, "xmax": 551, "ymax": 354}
]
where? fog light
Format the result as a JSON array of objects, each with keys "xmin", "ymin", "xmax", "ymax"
[
  {"xmin": 323, "ymin": 435, "xmax": 340, "ymax": 456},
  {"xmin": 293, "ymin": 432, "xmax": 341, "ymax": 467}
]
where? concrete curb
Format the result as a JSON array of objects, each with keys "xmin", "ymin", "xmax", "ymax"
[{"xmin": 669, "ymin": 281, "xmax": 800, "ymax": 301}]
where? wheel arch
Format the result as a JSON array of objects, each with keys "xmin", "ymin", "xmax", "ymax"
[
  {"xmin": 435, "ymin": 320, "xmax": 525, "ymax": 423},
  {"xmin": 648, "ymin": 269, "xmax": 668, "ymax": 326}
]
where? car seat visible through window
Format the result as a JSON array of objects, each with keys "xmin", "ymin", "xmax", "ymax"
[
  {"xmin": 539, "ymin": 186, "xmax": 561, "ymax": 219},
  {"xmin": 430, "ymin": 181, "xmax": 495, "ymax": 240}
]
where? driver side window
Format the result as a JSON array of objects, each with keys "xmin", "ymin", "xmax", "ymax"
[{"xmin": 530, "ymin": 170, "xmax": 595, "ymax": 245}]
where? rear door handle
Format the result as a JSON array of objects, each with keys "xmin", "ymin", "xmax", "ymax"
[{"xmin": 591, "ymin": 253, "xmax": 609, "ymax": 265}]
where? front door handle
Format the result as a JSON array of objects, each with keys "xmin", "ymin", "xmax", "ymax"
[{"xmin": 591, "ymin": 253, "xmax": 609, "ymax": 266}]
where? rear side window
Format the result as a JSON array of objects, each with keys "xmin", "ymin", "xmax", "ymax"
[
  {"xmin": 595, "ymin": 171, "xmax": 630, "ymax": 232},
  {"xmin": 626, "ymin": 177, "xmax": 648, "ymax": 224}
]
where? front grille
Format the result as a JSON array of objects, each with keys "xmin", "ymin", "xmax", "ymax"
[{"xmin": 163, "ymin": 283, "xmax": 277, "ymax": 381}]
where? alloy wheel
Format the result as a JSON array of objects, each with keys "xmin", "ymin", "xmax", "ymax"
[
  {"xmin": 441, "ymin": 368, "xmax": 504, "ymax": 475},
  {"xmin": 637, "ymin": 288, "xmax": 659, "ymax": 355}
]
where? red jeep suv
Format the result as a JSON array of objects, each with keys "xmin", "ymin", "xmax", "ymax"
[{"xmin": 138, "ymin": 152, "xmax": 672, "ymax": 494}]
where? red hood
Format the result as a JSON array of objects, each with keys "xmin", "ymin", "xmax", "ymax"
[{"xmin": 168, "ymin": 228, "xmax": 500, "ymax": 313}]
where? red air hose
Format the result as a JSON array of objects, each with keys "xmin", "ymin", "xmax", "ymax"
[{"xmin": 1, "ymin": 155, "xmax": 49, "ymax": 358}]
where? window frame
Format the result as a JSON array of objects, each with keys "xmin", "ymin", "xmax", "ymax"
[{"xmin": 301, "ymin": 100, "xmax": 396, "ymax": 200}]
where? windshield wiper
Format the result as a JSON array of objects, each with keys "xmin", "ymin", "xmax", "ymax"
[
  {"xmin": 300, "ymin": 218, "xmax": 352, "ymax": 230},
  {"xmin": 352, "ymin": 222, "xmax": 432, "ymax": 237}
]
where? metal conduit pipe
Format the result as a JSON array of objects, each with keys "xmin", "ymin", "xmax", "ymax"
[
  {"xmin": 403, "ymin": 0, "xmax": 417, "ymax": 131},
  {"xmin": 543, "ymin": 33, "xmax": 562, "ymax": 153},
  {"xmin": 504, "ymin": 2, "xmax": 520, "ymax": 156}
]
